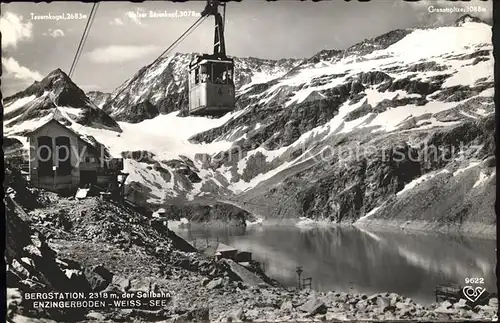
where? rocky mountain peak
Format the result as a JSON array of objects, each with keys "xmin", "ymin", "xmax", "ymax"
[
  {"xmin": 5, "ymin": 68, "xmax": 84, "ymax": 104},
  {"xmin": 40, "ymin": 68, "xmax": 80, "ymax": 92},
  {"xmin": 46, "ymin": 67, "xmax": 68, "ymax": 78},
  {"xmin": 3, "ymin": 68, "xmax": 122, "ymax": 133},
  {"xmin": 454, "ymin": 14, "xmax": 484, "ymax": 26}
]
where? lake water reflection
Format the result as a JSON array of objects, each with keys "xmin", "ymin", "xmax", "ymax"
[{"xmin": 175, "ymin": 224, "xmax": 496, "ymax": 304}]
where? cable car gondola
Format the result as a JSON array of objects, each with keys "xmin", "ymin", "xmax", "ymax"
[
  {"xmin": 188, "ymin": 0, "xmax": 235, "ymax": 117},
  {"xmin": 68, "ymin": 1, "xmax": 235, "ymax": 119}
]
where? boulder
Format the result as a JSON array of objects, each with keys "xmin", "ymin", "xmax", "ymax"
[
  {"xmin": 280, "ymin": 300, "xmax": 293, "ymax": 311},
  {"xmin": 332, "ymin": 292, "xmax": 348, "ymax": 303},
  {"xmin": 388, "ymin": 293, "xmax": 400, "ymax": 306},
  {"xmin": 206, "ymin": 278, "xmax": 224, "ymax": 290},
  {"xmin": 453, "ymin": 298, "xmax": 469, "ymax": 309},
  {"xmin": 356, "ymin": 299, "xmax": 368, "ymax": 310},
  {"xmin": 84, "ymin": 265, "xmax": 112, "ymax": 292},
  {"xmin": 225, "ymin": 308, "xmax": 244, "ymax": 322},
  {"xmin": 86, "ymin": 311, "xmax": 106, "ymax": 320},
  {"xmin": 173, "ymin": 308, "xmax": 209, "ymax": 322},
  {"xmin": 219, "ymin": 259, "xmax": 267, "ymax": 287},
  {"xmin": 476, "ymin": 304, "xmax": 497, "ymax": 314},
  {"xmin": 395, "ymin": 301, "xmax": 406, "ymax": 309},
  {"xmin": 298, "ymin": 295, "xmax": 328, "ymax": 316},
  {"xmin": 112, "ymin": 275, "xmax": 131, "ymax": 292},
  {"xmin": 435, "ymin": 301, "xmax": 458, "ymax": 315},
  {"xmin": 376, "ymin": 296, "xmax": 390, "ymax": 310}
]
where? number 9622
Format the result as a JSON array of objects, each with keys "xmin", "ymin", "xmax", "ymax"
[{"xmin": 465, "ymin": 277, "xmax": 484, "ymax": 284}]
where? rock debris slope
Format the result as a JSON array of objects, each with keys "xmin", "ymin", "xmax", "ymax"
[{"xmin": 5, "ymin": 167, "xmax": 497, "ymax": 322}]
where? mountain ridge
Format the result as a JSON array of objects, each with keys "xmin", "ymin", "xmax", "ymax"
[
  {"xmin": 86, "ymin": 90, "xmax": 111, "ymax": 109},
  {"xmin": 4, "ymin": 15, "xmax": 495, "ymax": 234}
]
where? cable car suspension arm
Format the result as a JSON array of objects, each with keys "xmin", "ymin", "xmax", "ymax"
[{"xmin": 201, "ymin": 0, "xmax": 227, "ymax": 58}]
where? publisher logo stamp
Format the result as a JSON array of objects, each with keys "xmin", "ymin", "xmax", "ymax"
[
  {"xmin": 463, "ymin": 277, "xmax": 487, "ymax": 304},
  {"xmin": 462, "ymin": 286, "xmax": 486, "ymax": 303}
]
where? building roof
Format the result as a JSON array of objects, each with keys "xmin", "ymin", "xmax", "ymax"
[
  {"xmin": 26, "ymin": 118, "xmax": 111, "ymax": 158},
  {"xmin": 197, "ymin": 240, "xmax": 238, "ymax": 256},
  {"xmin": 216, "ymin": 242, "xmax": 237, "ymax": 253}
]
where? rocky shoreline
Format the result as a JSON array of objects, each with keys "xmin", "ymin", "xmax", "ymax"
[
  {"xmin": 354, "ymin": 219, "xmax": 496, "ymax": 239},
  {"xmin": 219, "ymin": 216, "xmax": 496, "ymax": 240}
]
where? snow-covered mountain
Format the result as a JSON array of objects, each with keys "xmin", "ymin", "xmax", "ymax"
[
  {"xmin": 3, "ymin": 69, "xmax": 122, "ymax": 135},
  {"xmin": 102, "ymin": 54, "xmax": 302, "ymax": 123},
  {"xmin": 3, "ymin": 15, "xmax": 495, "ymax": 234},
  {"xmin": 86, "ymin": 90, "xmax": 111, "ymax": 109}
]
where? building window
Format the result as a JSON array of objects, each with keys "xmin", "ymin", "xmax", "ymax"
[{"xmin": 55, "ymin": 136, "xmax": 71, "ymax": 176}]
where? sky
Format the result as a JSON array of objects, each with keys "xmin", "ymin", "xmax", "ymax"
[{"xmin": 1, "ymin": 0, "xmax": 493, "ymax": 96}]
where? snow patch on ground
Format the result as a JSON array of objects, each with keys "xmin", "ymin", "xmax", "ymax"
[
  {"xmin": 4, "ymin": 95, "xmax": 36, "ymax": 113},
  {"xmin": 230, "ymin": 146, "xmax": 289, "ymax": 190},
  {"xmin": 380, "ymin": 22, "xmax": 491, "ymax": 64},
  {"xmin": 246, "ymin": 218, "xmax": 264, "ymax": 226},
  {"xmin": 229, "ymin": 160, "xmax": 293, "ymax": 194},
  {"xmin": 367, "ymin": 101, "xmax": 458, "ymax": 133},
  {"xmin": 364, "ymin": 89, "xmax": 409, "ymax": 106},
  {"xmin": 78, "ymin": 111, "xmax": 239, "ymax": 160},
  {"xmin": 473, "ymin": 170, "xmax": 494, "ymax": 188},
  {"xmin": 124, "ymin": 159, "xmax": 175, "ymax": 203},
  {"xmin": 4, "ymin": 114, "xmax": 54, "ymax": 136},
  {"xmin": 188, "ymin": 167, "xmax": 216, "ymax": 199},
  {"xmin": 453, "ymin": 161, "xmax": 481, "ymax": 176},
  {"xmin": 442, "ymin": 58, "xmax": 492, "ymax": 88},
  {"xmin": 294, "ymin": 217, "xmax": 334, "ymax": 229},
  {"xmin": 397, "ymin": 174, "xmax": 436, "ymax": 197},
  {"xmin": 475, "ymin": 107, "xmax": 490, "ymax": 116},
  {"xmin": 250, "ymin": 71, "xmax": 283, "ymax": 86},
  {"xmin": 358, "ymin": 205, "xmax": 382, "ymax": 221},
  {"xmin": 396, "ymin": 169, "xmax": 451, "ymax": 197},
  {"xmin": 56, "ymin": 106, "xmax": 82, "ymax": 124},
  {"xmin": 477, "ymin": 87, "xmax": 494, "ymax": 97}
]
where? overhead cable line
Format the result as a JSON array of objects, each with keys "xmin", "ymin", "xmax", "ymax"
[
  {"xmin": 108, "ymin": 14, "xmax": 208, "ymax": 104},
  {"xmin": 72, "ymin": 3, "xmax": 100, "ymax": 79},
  {"xmin": 69, "ymin": 3, "xmax": 99, "ymax": 78}
]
